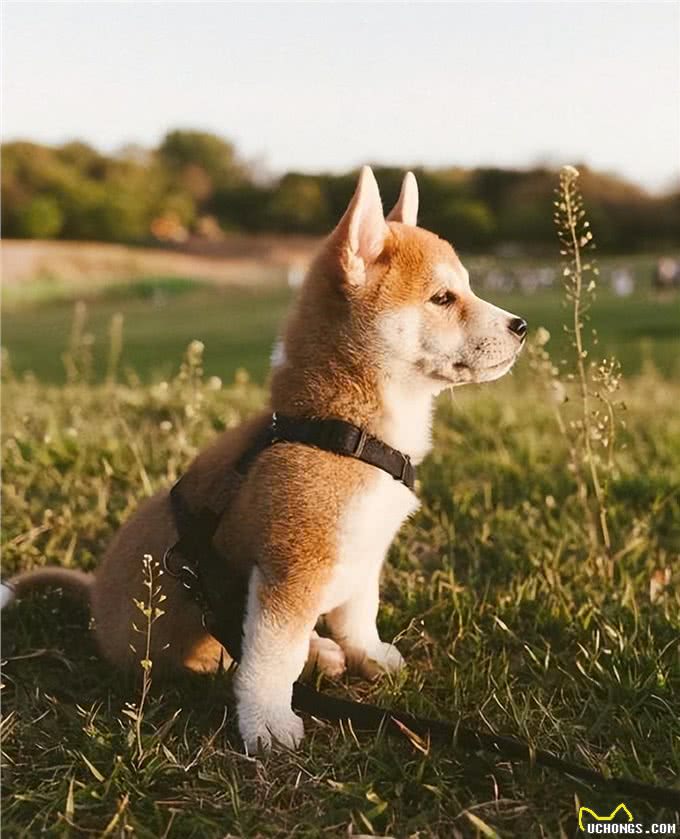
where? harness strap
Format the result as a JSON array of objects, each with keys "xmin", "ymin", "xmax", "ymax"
[
  {"xmin": 165, "ymin": 477, "xmax": 248, "ymax": 659},
  {"xmin": 265, "ymin": 413, "xmax": 416, "ymax": 491}
]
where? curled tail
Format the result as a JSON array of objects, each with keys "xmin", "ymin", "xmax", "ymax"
[{"xmin": 1, "ymin": 568, "xmax": 93, "ymax": 609}]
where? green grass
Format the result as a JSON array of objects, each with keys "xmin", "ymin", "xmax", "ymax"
[
  {"xmin": 491, "ymin": 288, "xmax": 680, "ymax": 377},
  {"xmin": 2, "ymin": 281, "xmax": 293, "ymax": 385},
  {"xmin": 3, "ymin": 256, "xmax": 679, "ymax": 384},
  {"xmin": 2, "ymin": 324, "xmax": 679, "ymax": 836}
]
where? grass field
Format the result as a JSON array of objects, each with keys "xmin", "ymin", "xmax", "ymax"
[
  {"xmin": 2, "ymin": 264, "xmax": 680, "ymax": 837},
  {"xmin": 3, "ymin": 253, "xmax": 679, "ymax": 384}
]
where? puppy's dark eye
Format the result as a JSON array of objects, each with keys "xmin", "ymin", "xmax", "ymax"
[{"xmin": 429, "ymin": 290, "xmax": 457, "ymax": 307}]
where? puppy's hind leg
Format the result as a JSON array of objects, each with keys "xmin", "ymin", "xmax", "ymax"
[{"xmin": 234, "ymin": 567, "xmax": 324, "ymax": 752}]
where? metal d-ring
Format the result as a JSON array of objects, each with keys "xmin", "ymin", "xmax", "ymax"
[{"xmin": 162, "ymin": 542, "xmax": 199, "ymax": 591}]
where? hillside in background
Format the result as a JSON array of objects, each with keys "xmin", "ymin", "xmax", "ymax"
[{"xmin": 3, "ymin": 130, "xmax": 679, "ymax": 253}]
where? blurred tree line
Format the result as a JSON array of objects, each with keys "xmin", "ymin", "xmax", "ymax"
[{"xmin": 2, "ymin": 130, "xmax": 678, "ymax": 252}]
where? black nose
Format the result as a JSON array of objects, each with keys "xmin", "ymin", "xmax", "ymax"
[{"xmin": 508, "ymin": 317, "xmax": 527, "ymax": 340}]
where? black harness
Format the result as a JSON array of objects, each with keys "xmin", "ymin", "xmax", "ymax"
[
  {"xmin": 237, "ymin": 412, "xmax": 416, "ymax": 489},
  {"xmin": 162, "ymin": 412, "xmax": 680, "ymax": 810},
  {"xmin": 163, "ymin": 412, "xmax": 415, "ymax": 659}
]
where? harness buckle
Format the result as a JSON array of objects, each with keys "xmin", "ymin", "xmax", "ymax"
[
  {"xmin": 398, "ymin": 454, "xmax": 413, "ymax": 487},
  {"xmin": 352, "ymin": 428, "xmax": 368, "ymax": 458}
]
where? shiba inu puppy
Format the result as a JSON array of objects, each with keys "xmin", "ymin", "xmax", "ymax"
[{"xmin": 2, "ymin": 167, "xmax": 526, "ymax": 752}]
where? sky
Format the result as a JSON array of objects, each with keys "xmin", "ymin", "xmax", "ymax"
[{"xmin": 2, "ymin": 1, "xmax": 679, "ymax": 192}]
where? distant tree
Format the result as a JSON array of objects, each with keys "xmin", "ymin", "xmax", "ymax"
[
  {"xmin": 266, "ymin": 174, "xmax": 330, "ymax": 233},
  {"xmin": 471, "ymin": 167, "xmax": 526, "ymax": 214},
  {"xmin": 212, "ymin": 182, "xmax": 274, "ymax": 232},
  {"xmin": 1, "ymin": 132, "xmax": 677, "ymax": 251},
  {"xmin": 85, "ymin": 189, "xmax": 148, "ymax": 241},
  {"xmin": 435, "ymin": 198, "xmax": 496, "ymax": 250},
  {"xmin": 2, "ymin": 141, "xmax": 73, "ymax": 195},
  {"xmin": 158, "ymin": 130, "xmax": 245, "ymax": 190},
  {"xmin": 56, "ymin": 141, "xmax": 108, "ymax": 179},
  {"xmin": 179, "ymin": 163, "xmax": 214, "ymax": 202},
  {"xmin": 652, "ymin": 192, "xmax": 680, "ymax": 249},
  {"xmin": 498, "ymin": 202, "xmax": 555, "ymax": 246},
  {"xmin": 496, "ymin": 170, "xmax": 556, "ymax": 245},
  {"xmin": 415, "ymin": 168, "xmax": 469, "ymax": 233},
  {"xmin": 15, "ymin": 196, "xmax": 63, "ymax": 238},
  {"xmin": 2, "ymin": 141, "xmax": 76, "ymax": 236},
  {"xmin": 317, "ymin": 172, "xmax": 363, "ymax": 225},
  {"xmin": 156, "ymin": 191, "xmax": 196, "ymax": 228}
]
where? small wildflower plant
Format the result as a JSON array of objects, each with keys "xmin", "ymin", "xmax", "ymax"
[{"xmin": 122, "ymin": 554, "xmax": 167, "ymax": 763}]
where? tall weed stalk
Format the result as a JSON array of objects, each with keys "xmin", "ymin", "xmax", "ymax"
[
  {"xmin": 122, "ymin": 554, "xmax": 167, "ymax": 763},
  {"xmin": 531, "ymin": 166, "xmax": 623, "ymax": 565}
]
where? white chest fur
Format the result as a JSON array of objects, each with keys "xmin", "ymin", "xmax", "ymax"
[
  {"xmin": 318, "ymin": 364, "xmax": 435, "ymax": 616},
  {"xmin": 319, "ymin": 470, "xmax": 419, "ymax": 614}
]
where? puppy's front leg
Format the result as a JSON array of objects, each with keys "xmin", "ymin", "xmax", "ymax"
[
  {"xmin": 326, "ymin": 568, "xmax": 405, "ymax": 680},
  {"xmin": 234, "ymin": 566, "xmax": 319, "ymax": 752}
]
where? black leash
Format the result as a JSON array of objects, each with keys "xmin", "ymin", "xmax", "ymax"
[
  {"xmin": 163, "ymin": 412, "xmax": 680, "ymax": 811},
  {"xmin": 291, "ymin": 684, "xmax": 680, "ymax": 810}
]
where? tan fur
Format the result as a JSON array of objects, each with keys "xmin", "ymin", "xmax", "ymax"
[{"xmin": 5, "ymin": 168, "xmax": 525, "ymax": 749}]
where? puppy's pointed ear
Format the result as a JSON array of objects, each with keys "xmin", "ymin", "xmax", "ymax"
[
  {"xmin": 333, "ymin": 166, "xmax": 389, "ymax": 285},
  {"xmin": 387, "ymin": 171, "xmax": 418, "ymax": 226}
]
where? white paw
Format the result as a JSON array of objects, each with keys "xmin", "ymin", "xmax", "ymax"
[
  {"xmin": 306, "ymin": 635, "xmax": 346, "ymax": 678},
  {"xmin": 348, "ymin": 641, "xmax": 406, "ymax": 679},
  {"xmin": 237, "ymin": 700, "xmax": 304, "ymax": 753},
  {"xmin": 368, "ymin": 640, "xmax": 405, "ymax": 674}
]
